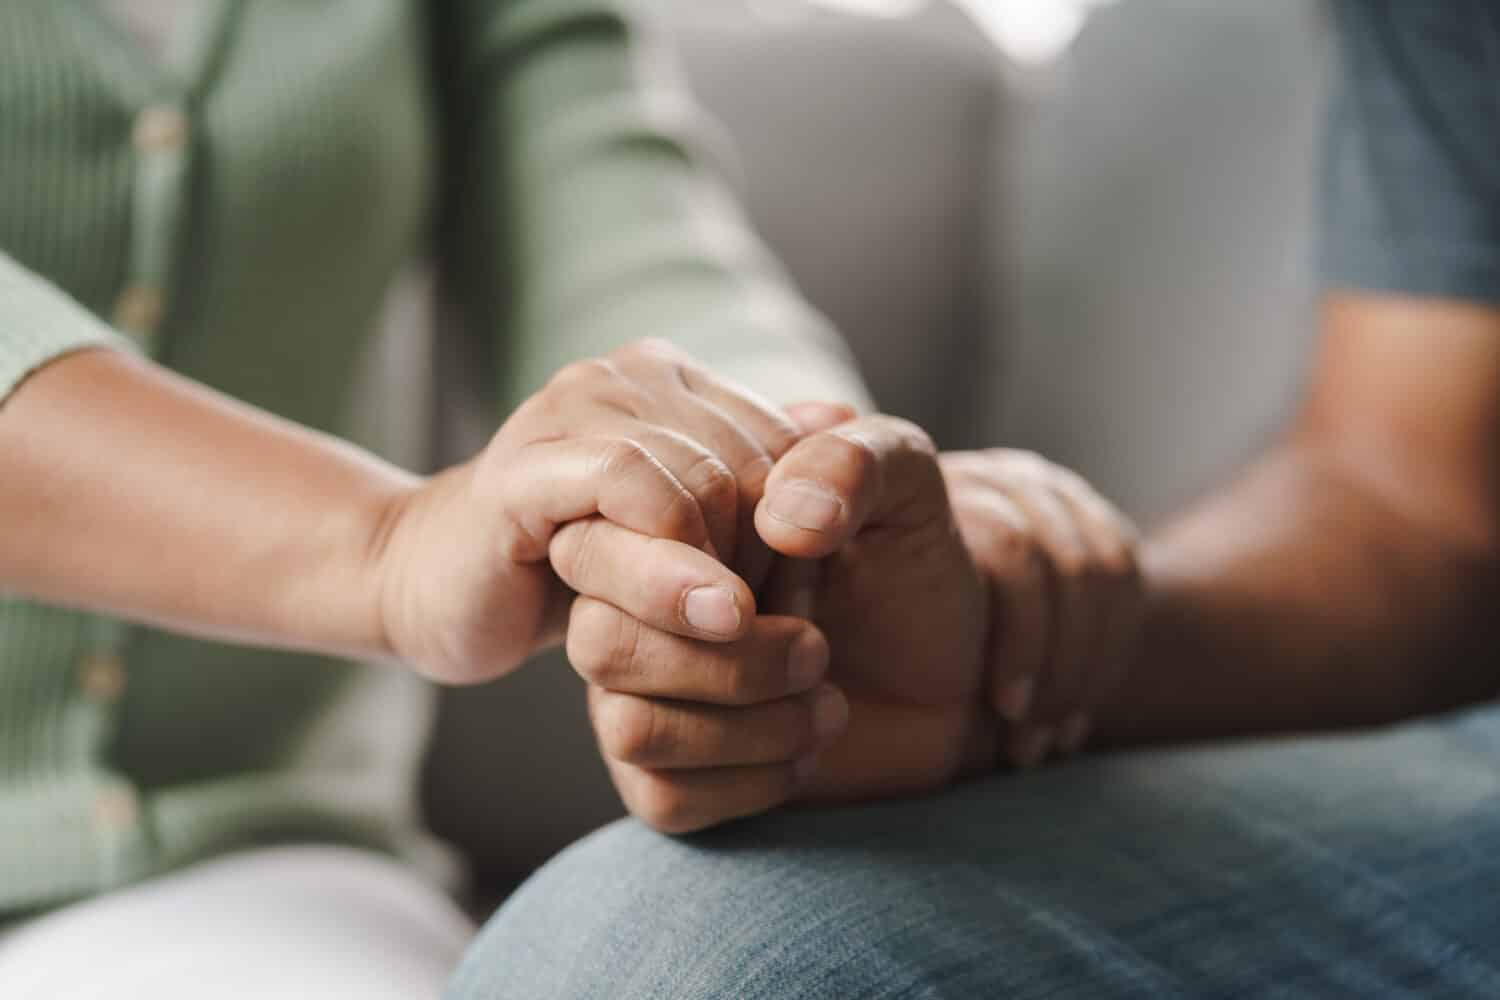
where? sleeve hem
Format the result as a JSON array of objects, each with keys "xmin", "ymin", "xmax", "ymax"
[
  {"xmin": 1320, "ymin": 239, "xmax": 1500, "ymax": 308},
  {"xmin": 0, "ymin": 333, "xmax": 122, "ymax": 408},
  {"xmin": 1, "ymin": 256, "xmax": 137, "ymax": 407}
]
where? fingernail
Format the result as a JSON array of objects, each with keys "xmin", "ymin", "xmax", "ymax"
[
  {"xmin": 1014, "ymin": 727, "xmax": 1054, "ymax": 770},
  {"xmin": 1058, "ymin": 714, "xmax": 1092, "ymax": 755},
  {"xmin": 767, "ymin": 481, "xmax": 844, "ymax": 533},
  {"xmin": 682, "ymin": 586, "xmax": 741, "ymax": 636},
  {"xmin": 787, "ymin": 632, "xmax": 828, "ymax": 690},
  {"xmin": 812, "ymin": 685, "xmax": 849, "ymax": 741},
  {"xmin": 995, "ymin": 676, "xmax": 1036, "ymax": 722}
]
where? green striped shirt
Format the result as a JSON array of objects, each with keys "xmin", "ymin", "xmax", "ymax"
[{"xmin": 0, "ymin": 0, "xmax": 866, "ymax": 916}]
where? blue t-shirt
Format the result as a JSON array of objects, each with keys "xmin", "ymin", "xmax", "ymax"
[{"xmin": 1322, "ymin": 1, "xmax": 1500, "ymax": 305}]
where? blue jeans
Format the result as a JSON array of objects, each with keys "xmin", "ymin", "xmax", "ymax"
[{"xmin": 449, "ymin": 704, "xmax": 1500, "ymax": 998}]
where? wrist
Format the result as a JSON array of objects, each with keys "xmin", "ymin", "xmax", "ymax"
[{"xmin": 271, "ymin": 463, "xmax": 425, "ymax": 665}]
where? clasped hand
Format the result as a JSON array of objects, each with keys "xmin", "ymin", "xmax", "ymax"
[{"xmin": 371, "ymin": 340, "xmax": 1143, "ymax": 833}]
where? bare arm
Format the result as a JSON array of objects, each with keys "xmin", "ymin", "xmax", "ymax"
[
  {"xmin": 1098, "ymin": 293, "xmax": 1500, "ymax": 745},
  {"xmin": 0, "ymin": 339, "xmax": 826, "ymax": 688},
  {"xmin": 0, "ymin": 348, "xmax": 408, "ymax": 658}
]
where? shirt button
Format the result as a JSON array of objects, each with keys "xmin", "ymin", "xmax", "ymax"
[
  {"xmin": 94, "ymin": 785, "xmax": 140, "ymax": 832},
  {"xmin": 79, "ymin": 651, "xmax": 128, "ymax": 704},
  {"xmin": 132, "ymin": 104, "xmax": 190, "ymax": 153},
  {"xmin": 111, "ymin": 284, "xmax": 165, "ymax": 337}
]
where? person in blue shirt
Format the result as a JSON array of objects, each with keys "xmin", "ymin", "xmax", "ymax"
[{"xmin": 451, "ymin": 3, "xmax": 1500, "ymax": 995}]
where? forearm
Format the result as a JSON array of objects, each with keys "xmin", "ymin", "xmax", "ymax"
[
  {"xmin": 1097, "ymin": 442, "xmax": 1500, "ymax": 746},
  {"xmin": 0, "ymin": 348, "xmax": 414, "ymax": 658}
]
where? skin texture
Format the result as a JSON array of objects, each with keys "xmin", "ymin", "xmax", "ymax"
[
  {"xmin": 11, "ymin": 292, "xmax": 1490, "ymax": 837},
  {"xmin": 0, "ymin": 339, "xmax": 834, "ymax": 697},
  {"xmin": 579, "ymin": 292, "xmax": 1500, "ymax": 832},
  {"xmin": 941, "ymin": 449, "xmax": 1144, "ymax": 764},
  {"xmin": 1097, "ymin": 293, "xmax": 1500, "ymax": 744},
  {"xmin": 576, "ymin": 411, "xmax": 1145, "ymax": 831}
]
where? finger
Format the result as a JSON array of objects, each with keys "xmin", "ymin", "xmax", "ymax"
[
  {"xmin": 623, "ymin": 425, "xmax": 741, "ymax": 563},
  {"xmin": 677, "ymin": 368, "xmax": 829, "ymax": 591},
  {"xmin": 610, "ymin": 339, "xmax": 787, "ymax": 482},
  {"xmin": 679, "ymin": 365, "xmax": 808, "ymax": 463},
  {"xmin": 610, "ymin": 339, "xmax": 807, "ymax": 461},
  {"xmin": 950, "ymin": 489, "xmax": 1051, "ymax": 724},
  {"xmin": 568, "ymin": 598, "xmax": 829, "ymax": 705},
  {"xmin": 755, "ymin": 414, "xmax": 947, "ymax": 559},
  {"xmin": 614, "ymin": 344, "xmax": 781, "ymax": 586},
  {"xmin": 605, "ymin": 756, "xmax": 811, "ymax": 834},
  {"xmin": 501, "ymin": 389, "xmax": 743, "ymax": 563},
  {"xmin": 993, "ymin": 481, "xmax": 1095, "ymax": 724},
  {"xmin": 550, "ymin": 517, "xmax": 755, "ymax": 642},
  {"xmin": 783, "ymin": 401, "xmax": 857, "ymax": 435},
  {"xmin": 486, "ymin": 436, "xmax": 709, "ymax": 561},
  {"xmin": 588, "ymin": 683, "xmax": 848, "ymax": 770},
  {"xmin": 1046, "ymin": 479, "xmax": 1142, "ymax": 728},
  {"xmin": 504, "ymin": 395, "xmax": 744, "ymax": 563},
  {"xmin": 795, "ymin": 699, "xmax": 989, "ymax": 801},
  {"xmin": 666, "ymin": 390, "xmax": 779, "ymax": 590},
  {"xmin": 512, "ymin": 357, "xmax": 649, "ymax": 425}
]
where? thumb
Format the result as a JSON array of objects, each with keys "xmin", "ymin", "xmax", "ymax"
[{"xmin": 754, "ymin": 414, "xmax": 949, "ymax": 560}]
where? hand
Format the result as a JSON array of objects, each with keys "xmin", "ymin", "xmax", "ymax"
[
  {"xmin": 371, "ymin": 339, "xmax": 805, "ymax": 685},
  {"xmin": 941, "ymin": 450, "xmax": 1144, "ymax": 766},
  {"xmin": 575, "ymin": 409, "xmax": 996, "ymax": 832},
  {"xmin": 757, "ymin": 413, "xmax": 994, "ymax": 802}
]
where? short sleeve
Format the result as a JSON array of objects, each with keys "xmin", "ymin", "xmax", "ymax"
[
  {"xmin": 1320, "ymin": 0, "xmax": 1500, "ymax": 305},
  {"xmin": 0, "ymin": 253, "xmax": 134, "ymax": 406}
]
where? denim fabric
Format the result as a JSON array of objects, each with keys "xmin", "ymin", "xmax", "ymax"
[{"xmin": 449, "ymin": 703, "xmax": 1500, "ymax": 998}]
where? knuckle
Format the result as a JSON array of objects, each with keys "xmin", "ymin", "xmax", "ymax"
[
  {"xmin": 597, "ymin": 438, "xmax": 655, "ymax": 480},
  {"xmin": 549, "ymin": 357, "xmax": 613, "ymax": 392},
  {"xmin": 683, "ymin": 452, "xmax": 739, "ymax": 514},
  {"xmin": 598, "ymin": 694, "xmax": 667, "ymax": 764},
  {"xmin": 616, "ymin": 337, "xmax": 681, "ymax": 367},
  {"xmin": 881, "ymin": 415, "xmax": 938, "ymax": 457},
  {"xmin": 1048, "ymin": 538, "xmax": 1092, "ymax": 582},
  {"xmin": 600, "ymin": 438, "xmax": 710, "ymax": 547},
  {"xmin": 656, "ymin": 488, "xmax": 709, "ymax": 548},
  {"xmin": 632, "ymin": 778, "xmax": 699, "ymax": 834},
  {"xmin": 757, "ymin": 414, "xmax": 803, "ymax": 461},
  {"xmin": 566, "ymin": 600, "xmax": 636, "ymax": 685},
  {"xmin": 554, "ymin": 518, "xmax": 600, "ymax": 585},
  {"xmin": 496, "ymin": 512, "xmax": 547, "ymax": 564},
  {"xmin": 1097, "ymin": 540, "xmax": 1140, "ymax": 581},
  {"xmin": 498, "ymin": 392, "xmax": 553, "ymax": 439},
  {"xmin": 984, "ymin": 523, "xmax": 1037, "ymax": 569},
  {"xmin": 1000, "ymin": 450, "xmax": 1052, "ymax": 481},
  {"xmin": 1046, "ymin": 462, "xmax": 1092, "ymax": 493}
]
